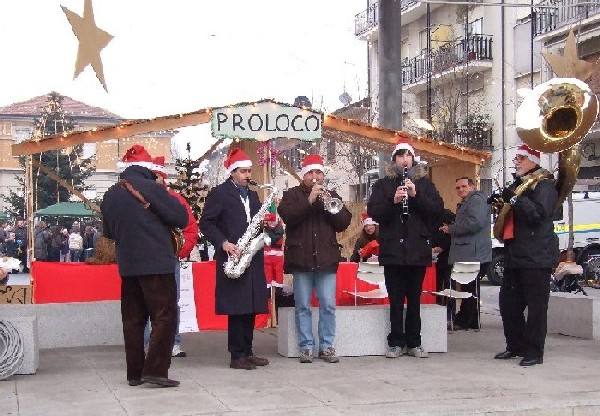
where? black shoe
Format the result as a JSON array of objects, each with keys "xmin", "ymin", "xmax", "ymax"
[
  {"xmin": 141, "ymin": 376, "xmax": 180, "ymax": 387},
  {"xmin": 494, "ymin": 350, "xmax": 523, "ymax": 360},
  {"xmin": 128, "ymin": 379, "xmax": 144, "ymax": 386},
  {"xmin": 519, "ymin": 356, "xmax": 543, "ymax": 366},
  {"xmin": 246, "ymin": 355, "xmax": 269, "ymax": 366},
  {"xmin": 230, "ymin": 357, "xmax": 256, "ymax": 370}
]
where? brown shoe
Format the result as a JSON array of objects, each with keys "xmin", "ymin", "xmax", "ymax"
[
  {"xmin": 318, "ymin": 347, "xmax": 340, "ymax": 363},
  {"xmin": 140, "ymin": 376, "xmax": 180, "ymax": 387},
  {"xmin": 247, "ymin": 355, "xmax": 269, "ymax": 366},
  {"xmin": 230, "ymin": 357, "xmax": 256, "ymax": 370}
]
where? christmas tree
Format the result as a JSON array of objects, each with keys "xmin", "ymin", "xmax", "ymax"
[{"xmin": 169, "ymin": 143, "xmax": 209, "ymax": 220}]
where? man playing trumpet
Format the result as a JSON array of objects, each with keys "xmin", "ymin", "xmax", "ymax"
[{"xmin": 278, "ymin": 154, "xmax": 352, "ymax": 364}]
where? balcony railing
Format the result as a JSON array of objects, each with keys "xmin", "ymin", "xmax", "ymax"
[
  {"xmin": 354, "ymin": 0, "xmax": 420, "ymax": 36},
  {"xmin": 535, "ymin": 0, "xmax": 600, "ymax": 35},
  {"xmin": 446, "ymin": 125, "xmax": 493, "ymax": 150},
  {"xmin": 402, "ymin": 34, "xmax": 493, "ymax": 86}
]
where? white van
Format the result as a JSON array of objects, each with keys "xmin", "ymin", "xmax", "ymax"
[{"xmin": 488, "ymin": 192, "xmax": 600, "ymax": 285}]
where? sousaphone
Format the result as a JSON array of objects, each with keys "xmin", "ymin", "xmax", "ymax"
[{"xmin": 515, "ymin": 78, "xmax": 599, "ymax": 210}]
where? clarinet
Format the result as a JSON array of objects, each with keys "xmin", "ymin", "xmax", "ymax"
[{"xmin": 400, "ymin": 166, "xmax": 410, "ymax": 220}]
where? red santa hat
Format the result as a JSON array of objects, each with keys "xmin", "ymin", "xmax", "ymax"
[
  {"xmin": 361, "ymin": 212, "xmax": 378, "ymax": 226},
  {"xmin": 117, "ymin": 144, "xmax": 154, "ymax": 171},
  {"xmin": 392, "ymin": 137, "xmax": 415, "ymax": 160},
  {"xmin": 300, "ymin": 154, "xmax": 325, "ymax": 177},
  {"xmin": 224, "ymin": 148, "xmax": 252, "ymax": 174},
  {"xmin": 515, "ymin": 144, "xmax": 541, "ymax": 165},
  {"xmin": 151, "ymin": 156, "xmax": 167, "ymax": 179}
]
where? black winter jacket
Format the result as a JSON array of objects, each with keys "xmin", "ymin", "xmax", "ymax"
[
  {"xmin": 367, "ymin": 165, "xmax": 444, "ymax": 266},
  {"xmin": 504, "ymin": 168, "xmax": 559, "ymax": 269},
  {"xmin": 278, "ymin": 183, "xmax": 352, "ymax": 273},
  {"xmin": 101, "ymin": 166, "xmax": 188, "ymax": 277}
]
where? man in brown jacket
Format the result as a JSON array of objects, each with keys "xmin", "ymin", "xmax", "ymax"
[{"xmin": 278, "ymin": 154, "xmax": 352, "ymax": 364}]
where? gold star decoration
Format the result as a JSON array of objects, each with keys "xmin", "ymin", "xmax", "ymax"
[
  {"xmin": 61, "ymin": 0, "xmax": 114, "ymax": 92},
  {"xmin": 542, "ymin": 29, "xmax": 600, "ymax": 82}
]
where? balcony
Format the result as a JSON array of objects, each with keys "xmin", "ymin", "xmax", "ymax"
[
  {"xmin": 445, "ymin": 125, "xmax": 493, "ymax": 151},
  {"xmin": 402, "ymin": 34, "xmax": 493, "ymax": 93},
  {"xmin": 535, "ymin": 0, "xmax": 600, "ymax": 37},
  {"xmin": 354, "ymin": 0, "xmax": 427, "ymax": 40}
]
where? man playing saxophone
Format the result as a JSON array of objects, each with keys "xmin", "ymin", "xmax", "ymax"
[
  {"xmin": 490, "ymin": 144, "xmax": 558, "ymax": 367},
  {"xmin": 199, "ymin": 148, "xmax": 269, "ymax": 370},
  {"xmin": 278, "ymin": 154, "xmax": 352, "ymax": 364}
]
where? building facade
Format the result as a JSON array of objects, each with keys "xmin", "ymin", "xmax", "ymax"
[
  {"xmin": 0, "ymin": 93, "xmax": 174, "ymax": 214},
  {"xmin": 354, "ymin": 0, "xmax": 600, "ymax": 192}
]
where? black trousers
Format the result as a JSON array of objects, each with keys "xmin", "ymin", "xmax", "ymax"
[
  {"xmin": 228, "ymin": 314, "xmax": 256, "ymax": 359},
  {"xmin": 384, "ymin": 265, "xmax": 426, "ymax": 349},
  {"xmin": 454, "ymin": 263, "xmax": 488, "ymax": 329},
  {"xmin": 121, "ymin": 273, "xmax": 177, "ymax": 381},
  {"xmin": 499, "ymin": 267, "xmax": 551, "ymax": 359}
]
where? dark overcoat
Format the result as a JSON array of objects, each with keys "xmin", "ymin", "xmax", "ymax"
[
  {"xmin": 199, "ymin": 179, "xmax": 268, "ymax": 315},
  {"xmin": 504, "ymin": 169, "xmax": 559, "ymax": 269},
  {"xmin": 101, "ymin": 166, "xmax": 188, "ymax": 277},
  {"xmin": 367, "ymin": 164, "xmax": 444, "ymax": 266}
]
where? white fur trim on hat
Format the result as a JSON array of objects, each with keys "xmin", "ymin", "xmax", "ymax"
[
  {"xmin": 300, "ymin": 163, "xmax": 325, "ymax": 177},
  {"xmin": 363, "ymin": 217, "xmax": 378, "ymax": 226},
  {"xmin": 515, "ymin": 145, "xmax": 541, "ymax": 165},
  {"xmin": 116, "ymin": 160, "xmax": 155, "ymax": 173},
  {"xmin": 226, "ymin": 159, "xmax": 252, "ymax": 174},
  {"xmin": 392, "ymin": 139, "xmax": 415, "ymax": 159}
]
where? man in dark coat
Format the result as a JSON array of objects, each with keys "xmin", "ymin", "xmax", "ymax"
[
  {"xmin": 278, "ymin": 154, "xmax": 352, "ymax": 364},
  {"xmin": 199, "ymin": 148, "xmax": 269, "ymax": 370},
  {"xmin": 368, "ymin": 138, "xmax": 444, "ymax": 359},
  {"xmin": 101, "ymin": 145, "xmax": 188, "ymax": 387},
  {"xmin": 490, "ymin": 144, "xmax": 558, "ymax": 366}
]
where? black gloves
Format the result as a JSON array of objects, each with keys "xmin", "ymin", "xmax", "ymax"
[
  {"xmin": 502, "ymin": 187, "xmax": 515, "ymax": 202},
  {"xmin": 487, "ymin": 193, "xmax": 502, "ymax": 205}
]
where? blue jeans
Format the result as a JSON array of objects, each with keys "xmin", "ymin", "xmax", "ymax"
[
  {"xmin": 144, "ymin": 263, "xmax": 181, "ymax": 346},
  {"xmin": 293, "ymin": 271, "xmax": 336, "ymax": 350}
]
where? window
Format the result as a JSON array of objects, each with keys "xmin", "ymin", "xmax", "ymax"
[
  {"xmin": 326, "ymin": 140, "xmax": 336, "ymax": 162},
  {"xmin": 1, "ymin": 122, "xmax": 12, "ymax": 136},
  {"xmin": 468, "ymin": 18, "xmax": 483, "ymax": 36}
]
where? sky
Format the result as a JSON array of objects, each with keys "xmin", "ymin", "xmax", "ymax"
[{"xmin": 0, "ymin": 0, "xmax": 368, "ymax": 158}]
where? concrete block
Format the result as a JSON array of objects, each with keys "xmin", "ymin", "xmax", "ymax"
[
  {"xmin": 278, "ymin": 304, "xmax": 447, "ymax": 357},
  {"xmin": 548, "ymin": 292, "xmax": 600, "ymax": 340},
  {"xmin": 0, "ymin": 301, "xmax": 123, "ymax": 349},
  {"xmin": 2, "ymin": 316, "xmax": 39, "ymax": 374}
]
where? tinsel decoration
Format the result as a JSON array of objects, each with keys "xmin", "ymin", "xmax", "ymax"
[{"xmin": 256, "ymin": 141, "xmax": 282, "ymax": 167}]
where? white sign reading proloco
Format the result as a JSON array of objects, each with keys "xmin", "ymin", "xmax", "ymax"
[{"xmin": 211, "ymin": 101, "xmax": 322, "ymax": 141}]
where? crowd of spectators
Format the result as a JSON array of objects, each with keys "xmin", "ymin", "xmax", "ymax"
[{"xmin": 0, "ymin": 218, "xmax": 103, "ymax": 270}]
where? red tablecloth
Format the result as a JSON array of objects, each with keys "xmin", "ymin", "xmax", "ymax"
[
  {"xmin": 335, "ymin": 262, "xmax": 437, "ymax": 306},
  {"xmin": 31, "ymin": 261, "xmax": 269, "ymax": 330}
]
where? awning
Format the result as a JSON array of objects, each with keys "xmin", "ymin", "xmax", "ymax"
[{"xmin": 34, "ymin": 202, "xmax": 99, "ymax": 217}]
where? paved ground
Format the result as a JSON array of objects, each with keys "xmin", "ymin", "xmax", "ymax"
[{"xmin": 3, "ymin": 282, "xmax": 600, "ymax": 415}]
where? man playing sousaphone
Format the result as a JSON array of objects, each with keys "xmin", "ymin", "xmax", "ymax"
[
  {"xmin": 199, "ymin": 148, "xmax": 269, "ymax": 370},
  {"xmin": 489, "ymin": 144, "xmax": 559, "ymax": 367}
]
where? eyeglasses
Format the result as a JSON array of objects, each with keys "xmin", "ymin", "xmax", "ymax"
[{"xmin": 512, "ymin": 155, "xmax": 527, "ymax": 163}]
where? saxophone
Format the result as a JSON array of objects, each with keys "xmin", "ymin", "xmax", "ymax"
[{"xmin": 224, "ymin": 180, "xmax": 278, "ymax": 279}]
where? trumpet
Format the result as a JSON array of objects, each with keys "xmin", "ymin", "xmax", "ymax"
[{"xmin": 311, "ymin": 179, "xmax": 343, "ymax": 214}]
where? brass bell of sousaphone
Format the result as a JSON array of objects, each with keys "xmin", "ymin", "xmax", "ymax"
[{"xmin": 515, "ymin": 77, "xmax": 599, "ymax": 210}]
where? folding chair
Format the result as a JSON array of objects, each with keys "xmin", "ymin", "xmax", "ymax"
[
  {"xmin": 429, "ymin": 261, "xmax": 480, "ymax": 331},
  {"xmin": 345, "ymin": 262, "xmax": 388, "ymax": 305}
]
